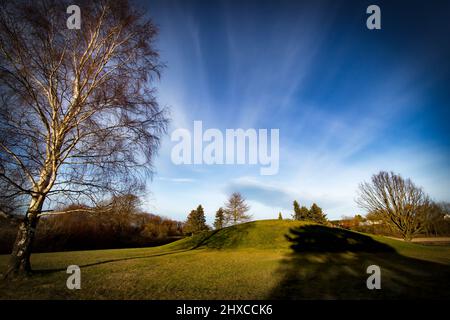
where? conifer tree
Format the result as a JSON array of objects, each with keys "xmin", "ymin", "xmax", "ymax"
[
  {"xmin": 293, "ymin": 200, "xmax": 301, "ymax": 220},
  {"xmin": 309, "ymin": 203, "xmax": 327, "ymax": 224},
  {"xmin": 293, "ymin": 200, "xmax": 310, "ymax": 220},
  {"xmin": 184, "ymin": 205, "xmax": 209, "ymax": 234},
  {"xmin": 299, "ymin": 206, "xmax": 310, "ymax": 220},
  {"xmin": 214, "ymin": 207, "xmax": 225, "ymax": 229}
]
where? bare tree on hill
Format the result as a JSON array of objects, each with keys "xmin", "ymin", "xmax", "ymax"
[{"xmin": 224, "ymin": 192, "xmax": 251, "ymax": 226}]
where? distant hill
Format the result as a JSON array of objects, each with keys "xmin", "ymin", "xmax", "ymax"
[{"xmin": 167, "ymin": 219, "xmax": 311, "ymax": 250}]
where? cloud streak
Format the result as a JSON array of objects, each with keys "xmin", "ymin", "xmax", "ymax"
[{"xmin": 144, "ymin": 0, "xmax": 450, "ymax": 222}]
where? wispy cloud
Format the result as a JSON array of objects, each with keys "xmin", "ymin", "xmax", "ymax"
[
  {"xmin": 226, "ymin": 176, "xmax": 345, "ymax": 211},
  {"xmin": 145, "ymin": 0, "xmax": 450, "ymax": 223},
  {"xmin": 156, "ymin": 177, "xmax": 196, "ymax": 183}
]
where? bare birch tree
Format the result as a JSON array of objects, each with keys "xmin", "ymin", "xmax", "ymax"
[
  {"xmin": 0, "ymin": 0, "xmax": 168, "ymax": 278},
  {"xmin": 356, "ymin": 171, "xmax": 430, "ymax": 241}
]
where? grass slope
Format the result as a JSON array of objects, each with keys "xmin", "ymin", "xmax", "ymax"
[
  {"xmin": 0, "ymin": 219, "xmax": 449, "ymax": 299},
  {"xmin": 166, "ymin": 219, "xmax": 310, "ymax": 250}
]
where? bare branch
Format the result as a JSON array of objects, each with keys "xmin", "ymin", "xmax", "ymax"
[{"xmin": 356, "ymin": 171, "xmax": 430, "ymax": 240}]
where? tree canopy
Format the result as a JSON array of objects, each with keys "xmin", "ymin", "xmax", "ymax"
[
  {"xmin": 224, "ymin": 192, "xmax": 251, "ymax": 226},
  {"xmin": 184, "ymin": 205, "xmax": 209, "ymax": 235},
  {"xmin": 0, "ymin": 0, "xmax": 167, "ymax": 277},
  {"xmin": 214, "ymin": 207, "xmax": 225, "ymax": 230},
  {"xmin": 357, "ymin": 171, "xmax": 431, "ymax": 240}
]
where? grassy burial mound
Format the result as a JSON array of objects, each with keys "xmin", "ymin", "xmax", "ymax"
[{"xmin": 0, "ymin": 220, "xmax": 449, "ymax": 299}]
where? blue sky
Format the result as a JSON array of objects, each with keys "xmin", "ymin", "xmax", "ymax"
[{"xmin": 141, "ymin": 0, "xmax": 450, "ymax": 223}]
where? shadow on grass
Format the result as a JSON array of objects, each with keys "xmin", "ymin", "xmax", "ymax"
[
  {"xmin": 188, "ymin": 222, "xmax": 255, "ymax": 250},
  {"xmin": 268, "ymin": 225, "xmax": 450, "ymax": 299},
  {"xmin": 23, "ymin": 223, "xmax": 255, "ymax": 276},
  {"xmin": 32, "ymin": 222, "xmax": 255, "ymax": 274},
  {"xmin": 32, "ymin": 249, "xmax": 191, "ymax": 275}
]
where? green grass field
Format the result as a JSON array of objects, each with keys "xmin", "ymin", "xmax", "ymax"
[{"xmin": 1, "ymin": 219, "xmax": 449, "ymax": 299}]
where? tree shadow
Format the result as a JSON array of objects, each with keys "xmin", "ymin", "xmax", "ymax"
[
  {"xmin": 32, "ymin": 249, "xmax": 191, "ymax": 275},
  {"xmin": 189, "ymin": 222, "xmax": 255, "ymax": 250},
  {"xmin": 189, "ymin": 230, "xmax": 221, "ymax": 250},
  {"xmin": 268, "ymin": 225, "xmax": 450, "ymax": 299},
  {"xmin": 28, "ymin": 222, "xmax": 255, "ymax": 275}
]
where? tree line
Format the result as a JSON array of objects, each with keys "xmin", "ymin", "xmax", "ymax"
[
  {"xmin": 291, "ymin": 201, "xmax": 328, "ymax": 224},
  {"xmin": 0, "ymin": 194, "xmax": 183, "ymax": 254},
  {"xmin": 287, "ymin": 171, "xmax": 450, "ymax": 241},
  {"xmin": 184, "ymin": 192, "xmax": 252, "ymax": 234},
  {"xmin": 184, "ymin": 192, "xmax": 331, "ymax": 235},
  {"xmin": 356, "ymin": 171, "xmax": 449, "ymax": 240},
  {"xmin": 336, "ymin": 202, "xmax": 450, "ymax": 238}
]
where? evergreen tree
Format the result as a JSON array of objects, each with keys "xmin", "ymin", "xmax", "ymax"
[
  {"xmin": 309, "ymin": 203, "xmax": 327, "ymax": 224},
  {"xmin": 299, "ymin": 206, "xmax": 310, "ymax": 220},
  {"xmin": 278, "ymin": 212, "xmax": 283, "ymax": 220},
  {"xmin": 293, "ymin": 200, "xmax": 310, "ymax": 220},
  {"xmin": 214, "ymin": 207, "xmax": 225, "ymax": 230},
  {"xmin": 184, "ymin": 205, "xmax": 209, "ymax": 234},
  {"xmin": 293, "ymin": 200, "xmax": 301, "ymax": 220},
  {"xmin": 224, "ymin": 192, "xmax": 251, "ymax": 225}
]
